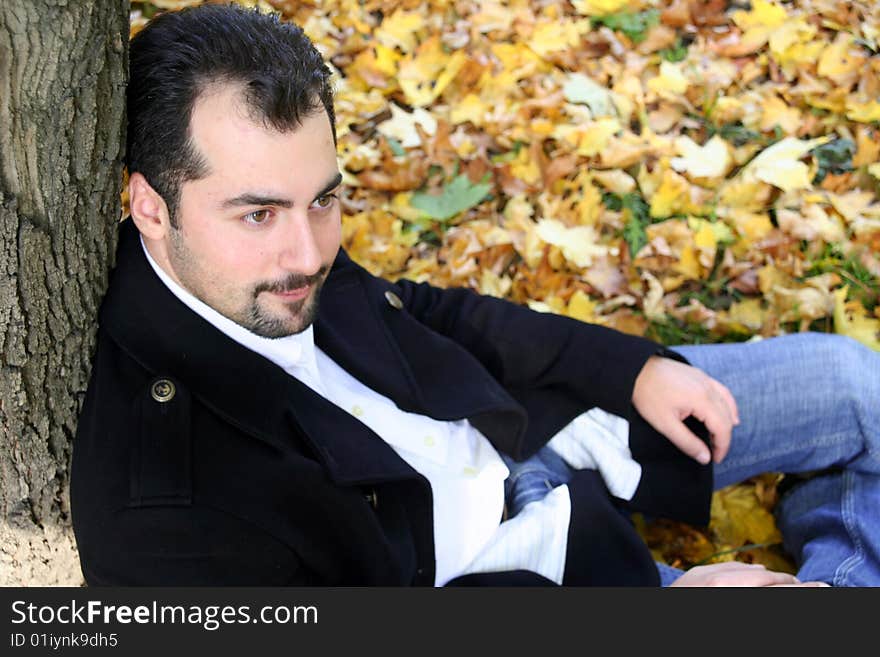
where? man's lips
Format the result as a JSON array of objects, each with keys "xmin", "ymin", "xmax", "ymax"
[{"xmin": 269, "ymin": 284, "xmax": 311, "ymax": 301}]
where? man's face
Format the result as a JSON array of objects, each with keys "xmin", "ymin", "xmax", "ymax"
[{"xmin": 163, "ymin": 84, "xmax": 342, "ymax": 338}]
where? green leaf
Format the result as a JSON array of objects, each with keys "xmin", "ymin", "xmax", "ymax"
[
  {"xmin": 386, "ymin": 137, "xmax": 406, "ymax": 157},
  {"xmin": 660, "ymin": 38, "xmax": 688, "ymax": 63},
  {"xmin": 811, "ymin": 138, "xmax": 855, "ymax": 184},
  {"xmin": 591, "ymin": 10, "xmax": 660, "ymax": 44},
  {"xmin": 623, "ymin": 214, "xmax": 648, "ymax": 258},
  {"xmin": 712, "ymin": 122, "xmax": 762, "ymax": 147},
  {"xmin": 490, "ymin": 141, "xmax": 524, "ymax": 164},
  {"xmin": 410, "ymin": 173, "xmax": 492, "ymax": 222},
  {"xmin": 607, "ymin": 192, "xmax": 651, "ymax": 257}
]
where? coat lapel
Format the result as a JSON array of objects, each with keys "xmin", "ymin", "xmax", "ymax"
[{"xmin": 101, "ymin": 220, "xmax": 420, "ymax": 486}]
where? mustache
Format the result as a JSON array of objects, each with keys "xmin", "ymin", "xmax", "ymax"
[{"xmin": 253, "ymin": 267, "xmax": 328, "ymax": 295}]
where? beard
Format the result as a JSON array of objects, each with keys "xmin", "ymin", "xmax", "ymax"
[
  {"xmin": 243, "ymin": 270, "xmax": 328, "ymax": 338},
  {"xmin": 167, "ymin": 226, "xmax": 330, "ymax": 339}
]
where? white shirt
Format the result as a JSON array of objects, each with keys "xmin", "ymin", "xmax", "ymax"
[{"xmin": 141, "ymin": 238, "xmax": 641, "ymax": 585}]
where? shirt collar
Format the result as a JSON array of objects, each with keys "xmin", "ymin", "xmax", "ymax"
[{"xmin": 139, "ymin": 235, "xmax": 319, "ymax": 378}]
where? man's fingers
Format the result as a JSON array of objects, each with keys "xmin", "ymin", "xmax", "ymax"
[
  {"xmin": 712, "ymin": 379, "xmax": 740, "ymax": 426},
  {"xmin": 692, "ymin": 388, "xmax": 734, "ymax": 464},
  {"xmin": 660, "ymin": 417, "xmax": 711, "ymax": 465},
  {"xmin": 670, "ymin": 562, "xmax": 807, "ymax": 587}
]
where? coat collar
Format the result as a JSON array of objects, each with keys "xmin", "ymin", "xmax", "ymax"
[{"xmin": 100, "ymin": 220, "xmax": 420, "ymax": 486}]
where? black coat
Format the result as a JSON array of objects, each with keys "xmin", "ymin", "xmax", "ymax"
[{"xmin": 70, "ymin": 220, "xmax": 712, "ymax": 586}]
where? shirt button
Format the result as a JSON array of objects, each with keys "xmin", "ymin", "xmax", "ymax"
[
  {"xmin": 351, "ymin": 405, "xmax": 364, "ymax": 417},
  {"xmin": 423, "ymin": 436, "xmax": 435, "ymax": 447},
  {"xmin": 384, "ymin": 290, "xmax": 403, "ymax": 310}
]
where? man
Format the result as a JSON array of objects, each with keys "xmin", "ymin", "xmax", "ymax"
[{"xmin": 70, "ymin": 4, "xmax": 879, "ymax": 586}]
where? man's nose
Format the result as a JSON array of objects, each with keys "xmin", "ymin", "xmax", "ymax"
[{"xmin": 277, "ymin": 212, "xmax": 322, "ymax": 275}]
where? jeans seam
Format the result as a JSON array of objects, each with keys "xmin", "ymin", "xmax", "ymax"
[{"xmin": 833, "ymin": 471, "xmax": 865, "ymax": 586}]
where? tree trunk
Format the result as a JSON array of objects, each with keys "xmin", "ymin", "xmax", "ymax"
[{"xmin": 0, "ymin": 0, "xmax": 127, "ymax": 586}]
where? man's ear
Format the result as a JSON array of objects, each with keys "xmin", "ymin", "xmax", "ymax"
[{"xmin": 128, "ymin": 172, "xmax": 171, "ymax": 240}]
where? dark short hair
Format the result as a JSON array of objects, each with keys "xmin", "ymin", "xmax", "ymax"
[{"xmin": 127, "ymin": 3, "xmax": 336, "ymax": 225}]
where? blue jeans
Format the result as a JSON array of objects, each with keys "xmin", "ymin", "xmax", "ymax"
[{"xmin": 502, "ymin": 333, "xmax": 880, "ymax": 586}]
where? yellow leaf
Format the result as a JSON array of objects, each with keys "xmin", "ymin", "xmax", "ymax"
[
  {"xmin": 771, "ymin": 274, "xmax": 837, "ymax": 323},
  {"xmin": 567, "ymin": 290, "xmax": 598, "ymax": 323},
  {"xmin": 398, "ymin": 38, "xmax": 466, "ymax": 107},
  {"xmin": 727, "ymin": 298, "xmax": 767, "ymax": 331},
  {"xmin": 376, "ymin": 104, "xmax": 437, "ymax": 147},
  {"xmin": 742, "ymin": 136, "xmax": 830, "ymax": 193},
  {"xmin": 576, "ymin": 179, "xmax": 603, "ymax": 226},
  {"xmin": 758, "ymin": 264, "xmax": 791, "ymax": 295},
  {"xmin": 828, "ymin": 191, "xmax": 874, "ymax": 224},
  {"xmin": 817, "ymin": 34, "xmax": 866, "ymax": 88},
  {"xmin": 571, "ymin": 0, "xmax": 632, "ymax": 16},
  {"xmin": 535, "ymin": 219, "xmax": 614, "ymax": 269},
  {"xmin": 528, "ymin": 20, "xmax": 589, "ymax": 58},
  {"xmin": 450, "ymin": 94, "xmax": 486, "ymax": 127},
  {"xmin": 718, "ymin": 179, "xmax": 773, "ymax": 212},
  {"xmin": 711, "ymin": 485, "xmax": 782, "ymax": 548},
  {"xmin": 729, "ymin": 211, "xmax": 774, "ymax": 242},
  {"xmin": 387, "ymin": 192, "xmax": 425, "ymax": 222},
  {"xmin": 759, "ymin": 95, "xmax": 802, "ymax": 135},
  {"xmin": 647, "ymin": 61, "xmax": 690, "ymax": 96},
  {"xmin": 869, "ymin": 163, "xmax": 880, "ymax": 180},
  {"xmin": 853, "ymin": 127, "xmax": 880, "ymax": 168},
  {"xmin": 674, "ymin": 244, "xmax": 702, "ymax": 280},
  {"xmin": 433, "ymin": 51, "xmax": 469, "ymax": 100},
  {"xmin": 598, "ymin": 134, "xmax": 652, "ymax": 169},
  {"xmin": 846, "ymin": 100, "xmax": 880, "ymax": 124},
  {"xmin": 592, "ymin": 169, "xmax": 636, "ymax": 195},
  {"xmin": 641, "ymin": 271, "xmax": 666, "ymax": 321},
  {"xmin": 509, "ymin": 147, "xmax": 542, "ymax": 186},
  {"xmin": 470, "ymin": 2, "xmax": 515, "ymax": 33},
  {"xmin": 479, "ymin": 270, "xmax": 512, "ymax": 299},
  {"xmin": 732, "ymin": 0, "xmax": 788, "ymax": 30},
  {"xmin": 692, "ymin": 221, "xmax": 717, "ymax": 251},
  {"xmin": 375, "ymin": 9, "xmax": 424, "ymax": 53},
  {"xmin": 777, "ymin": 205, "xmax": 845, "ymax": 243},
  {"xmin": 576, "ymin": 118, "xmax": 622, "ymax": 157},
  {"xmin": 527, "ymin": 300, "xmax": 553, "ymax": 313},
  {"xmin": 834, "ymin": 287, "xmax": 880, "ymax": 352},
  {"xmin": 690, "ymin": 217, "xmax": 735, "ymax": 246},
  {"xmin": 769, "ymin": 19, "xmax": 823, "ymax": 76},
  {"xmin": 650, "ymin": 169, "xmax": 703, "ymax": 218},
  {"xmin": 670, "ymin": 135, "xmax": 732, "ymax": 179}
]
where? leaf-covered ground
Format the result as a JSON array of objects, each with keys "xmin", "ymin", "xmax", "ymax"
[{"xmin": 132, "ymin": 0, "xmax": 880, "ymax": 574}]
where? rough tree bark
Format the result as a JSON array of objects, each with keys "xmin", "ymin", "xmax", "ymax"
[{"xmin": 0, "ymin": 0, "xmax": 127, "ymax": 585}]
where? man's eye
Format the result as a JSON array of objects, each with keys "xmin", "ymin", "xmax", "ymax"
[
  {"xmin": 311, "ymin": 194, "xmax": 337, "ymax": 210},
  {"xmin": 242, "ymin": 209, "xmax": 272, "ymax": 225}
]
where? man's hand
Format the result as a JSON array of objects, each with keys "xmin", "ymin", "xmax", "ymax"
[
  {"xmin": 632, "ymin": 356, "xmax": 740, "ymax": 465},
  {"xmin": 669, "ymin": 562, "xmax": 829, "ymax": 587}
]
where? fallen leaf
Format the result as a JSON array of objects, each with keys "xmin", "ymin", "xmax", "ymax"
[
  {"xmin": 741, "ymin": 136, "xmax": 831, "ymax": 193},
  {"xmin": 670, "ymin": 135, "xmax": 732, "ymax": 179},
  {"xmin": 834, "ymin": 287, "xmax": 880, "ymax": 351},
  {"xmin": 410, "ymin": 173, "xmax": 492, "ymax": 222}
]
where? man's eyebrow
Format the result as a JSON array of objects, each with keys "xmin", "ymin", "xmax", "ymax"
[
  {"xmin": 221, "ymin": 193, "xmax": 293, "ymax": 209},
  {"xmin": 313, "ymin": 172, "xmax": 343, "ymax": 200},
  {"xmin": 220, "ymin": 172, "xmax": 343, "ymax": 210}
]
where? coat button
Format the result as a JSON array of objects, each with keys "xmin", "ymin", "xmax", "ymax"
[
  {"xmin": 150, "ymin": 379, "xmax": 176, "ymax": 403},
  {"xmin": 364, "ymin": 488, "xmax": 378, "ymax": 510},
  {"xmin": 384, "ymin": 290, "xmax": 403, "ymax": 310}
]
